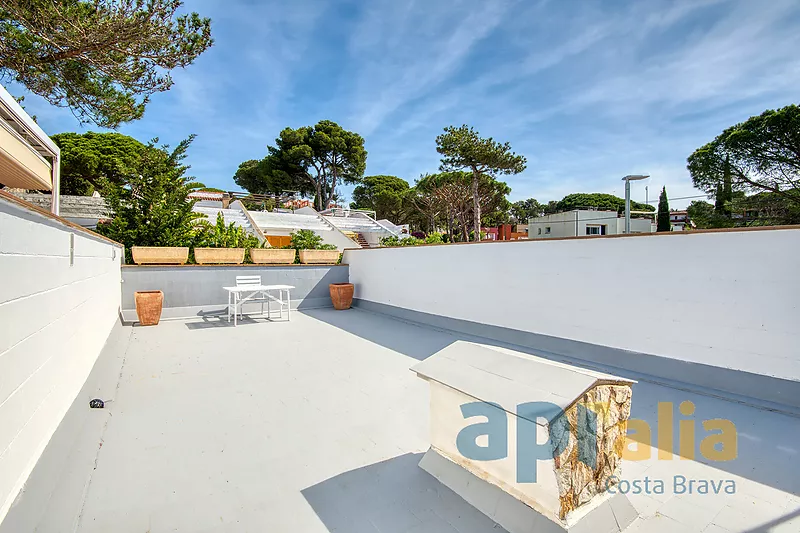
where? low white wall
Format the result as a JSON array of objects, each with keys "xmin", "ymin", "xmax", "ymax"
[
  {"xmin": 0, "ymin": 195, "xmax": 122, "ymax": 521},
  {"xmin": 343, "ymin": 229, "xmax": 799, "ymax": 383}
]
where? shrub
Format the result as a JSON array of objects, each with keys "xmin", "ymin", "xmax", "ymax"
[
  {"xmin": 424, "ymin": 232, "xmax": 444, "ymax": 244},
  {"xmin": 197, "ymin": 213, "xmax": 260, "ymax": 249},
  {"xmin": 289, "ymin": 229, "xmax": 324, "ymax": 250},
  {"xmin": 411, "ymin": 231, "xmax": 425, "ymax": 239},
  {"xmin": 380, "ymin": 235, "xmax": 421, "ymax": 247}
]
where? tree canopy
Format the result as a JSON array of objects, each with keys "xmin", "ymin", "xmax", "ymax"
[
  {"xmin": 410, "ymin": 171, "xmax": 511, "ymax": 241},
  {"xmin": 0, "ymin": 0, "xmax": 213, "ymax": 128},
  {"xmin": 52, "ymin": 131, "xmax": 147, "ymax": 195},
  {"xmin": 555, "ymin": 193, "xmax": 654, "ymax": 214},
  {"xmin": 238, "ymin": 121, "xmax": 367, "ymax": 210},
  {"xmin": 510, "ymin": 198, "xmax": 543, "ymax": 223},
  {"xmin": 350, "ymin": 175, "xmax": 410, "ymax": 221},
  {"xmin": 232, "ymin": 158, "xmax": 299, "ymax": 197},
  {"xmin": 436, "ymin": 125, "xmax": 526, "ymax": 240},
  {"xmin": 95, "ymin": 135, "xmax": 205, "ymax": 262},
  {"xmin": 687, "ymin": 104, "xmax": 800, "ymax": 208}
]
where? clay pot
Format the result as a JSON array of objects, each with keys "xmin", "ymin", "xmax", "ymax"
[
  {"xmin": 134, "ymin": 290, "xmax": 164, "ymax": 326},
  {"xmin": 329, "ymin": 283, "xmax": 354, "ymax": 310}
]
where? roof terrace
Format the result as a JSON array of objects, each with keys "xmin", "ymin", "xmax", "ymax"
[{"xmin": 1, "ymin": 191, "xmax": 799, "ymax": 532}]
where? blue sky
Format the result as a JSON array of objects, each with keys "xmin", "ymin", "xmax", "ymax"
[{"xmin": 8, "ymin": 0, "xmax": 800, "ymax": 209}]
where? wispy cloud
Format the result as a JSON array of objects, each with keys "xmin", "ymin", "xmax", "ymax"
[
  {"xmin": 5, "ymin": 0, "xmax": 799, "ymax": 208},
  {"xmin": 344, "ymin": 0, "xmax": 514, "ymax": 135}
]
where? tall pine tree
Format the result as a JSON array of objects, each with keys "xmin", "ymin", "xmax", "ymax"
[
  {"xmin": 657, "ymin": 186, "xmax": 671, "ymax": 232},
  {"xmin": 714, "ymin": 156, "xmax": 733, "ymax": 218}
]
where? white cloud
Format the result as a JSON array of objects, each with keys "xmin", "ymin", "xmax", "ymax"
[{"xmin": 345, "ymin": 0, "xmax": 514, "ymax": 135}]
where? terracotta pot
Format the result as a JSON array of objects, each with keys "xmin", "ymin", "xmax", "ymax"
[
  {"xmin": 134, "ymin": 290, "xmax": 163, "ymax": 326},
  {"xmin": 250, "ymin": 248, "xmax": 296, "ymax": 264},
  {"xmin": 329, "ymin": 283, "xmax": 354, "ymax": 310},
  {"xmin": 194, "ymin": 248, "xmax": 245, "ymax": 264},
  {"xmin": 131, "ymin": 246, "xmax": 189, "ymax": 265},
  {"xmin": 299, "ymin": 249, "xmax": 340, "ymax": 264}
]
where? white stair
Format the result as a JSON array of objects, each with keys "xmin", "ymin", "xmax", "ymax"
[{"xmin": 193, "ymin": 206, "xmax": 256, "ymax": 235}]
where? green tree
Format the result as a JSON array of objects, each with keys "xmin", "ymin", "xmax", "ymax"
[
  {"xmin": 232, "ymin": 158, "xmax": 298, "ymax": 196},
  {"xmin": 543, "ymin": 200, "xmax": 559, "ymax": 215},
  {"xmin": 687, "ymin": 104, "xmax": 800, "ymax": 208},
  {"xmin": 0, "ymin": 1, "xmax": 213, "ymax": 128},
  {"xmin": 686, "ymin": 200, "xmax": 715, "ymax": 229},
  {"xmin": 436, "ymin": 125, "xmax": 526, "ymax": 241},
  {"xmin": 556, "ymin": 193, "xmax": 654, "ymax": 214},
  {"xmin": 657, "ymin": 186, "xmax": 670, "ymax": 232},
  {"xmin": 732, "ymin": 192, "xmax": 800, "ymax": 226},
  {"xmin": 52, "ymin": 131, "xmax": 147, "ymax": 195},
  {"xmin": 713, "ymin": 156, "xmax": 733, "ymax": 218},
  {"xmin": 510, "ymin": 198, "xmax": 542, "ymax": 223},
  {"xmin": 411, "ymin": 171, "xmax": 511, "ymax": 241},
  {"xmin": 350, "ymin": 175, "xmax": 410, "ymax": 221},
  {"xmin": 95, "ymin": 136, "xmax": 205, "ymax": 262},
  {"xmin": 262, "ymin": 120, "xmax": 367, "ymax": 210}
]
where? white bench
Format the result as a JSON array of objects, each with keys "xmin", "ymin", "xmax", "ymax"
[{"xmin": 223, "ymin": 275, "xmax": 294, "ymax": 326}]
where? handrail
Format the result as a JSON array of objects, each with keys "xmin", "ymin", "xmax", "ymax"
[{"xmin": 230, "ymin": 200, "xmax": 267, "ymax": 246}]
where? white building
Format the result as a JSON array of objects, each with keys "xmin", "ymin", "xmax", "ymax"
[{"xmin": 528, "ymin": 210, "xmax": 655, "ymax": 239}]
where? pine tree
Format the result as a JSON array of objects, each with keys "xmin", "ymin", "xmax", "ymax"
[
  {"xmin": 657, "ymin": 186, "xmax": 671, "ymax": 232},
  {"xmin": 721, "ymin": 156, "xmax": 733, "ymax": 217}
]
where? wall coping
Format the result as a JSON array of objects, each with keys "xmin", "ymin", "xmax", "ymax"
[
  {"xmin": 122, "ymin": 263, "xmax": 348, "ymax": 269},
  {"xmin": 341, "ymin": 223, "xmax": 800, "ymax": 252},
  {"xmin": 0, "ymin": 189, "xmax": 122, "ymax": 248}
]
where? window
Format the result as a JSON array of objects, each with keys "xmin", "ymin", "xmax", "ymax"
[
  {"xmin": 545, "ymin": 227, "xmax": 551, "ymax": 234},
  {"xmin": 585, "ymin": 225, "xmax": 606, "ymax": 236},
  {"xmin": 538, "ymin": 228, "xmax": 542, "ymax": 235}
]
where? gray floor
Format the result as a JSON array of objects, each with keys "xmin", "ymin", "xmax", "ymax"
[{"xmin": 39, "ymin": 309, "xmax": 800, "ymax": 531}]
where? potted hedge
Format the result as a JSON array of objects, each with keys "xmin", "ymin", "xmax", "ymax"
[
  {"xmin": 250, "ymin": 243, "xmax": 296, "ymax": 264},
  {"xmin": 290, "ymin": 230, "xmax": 341, "ymax": 265},
  {"xmin": 131, "ymin": 246, "xmax": 189, "ymax": 264},
  {"xmin": 194, "ymin": 213, "xmax": 259, "ymax": 264}
]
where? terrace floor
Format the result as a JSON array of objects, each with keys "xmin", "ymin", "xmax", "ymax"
[{"xmin": 18, "ymin": 309, "xmax": 800, "ymax": 532}]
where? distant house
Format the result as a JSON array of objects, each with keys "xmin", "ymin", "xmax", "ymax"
[
  {"xmin": 528, "ymin": 209, "xmax": 654, "ymax": 239},
  {"xmin": 669, "ymin": 210, "xmax": 689, "ymax": 231}
]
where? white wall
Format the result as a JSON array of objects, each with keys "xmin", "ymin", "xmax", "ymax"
[
  {"xmin": 344, "ymin": 229, "xmax": 799, "ymax": 382},
  {"xmin": 529, "ymin": 211, "xmax": 654, "ymax": 239},
  {"xmin": 0, "ymin": 196, "xmax": 122, "ymax": 521}
]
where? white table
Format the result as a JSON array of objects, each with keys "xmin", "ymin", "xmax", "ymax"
[{"xmin": 223, "ymin": 284, "xmax": 294, "ymax": 326}]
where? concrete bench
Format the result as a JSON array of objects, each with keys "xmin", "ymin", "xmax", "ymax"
[{"xmin": 412, "ymin": 341, "xmax": 638, "ymax": 533}]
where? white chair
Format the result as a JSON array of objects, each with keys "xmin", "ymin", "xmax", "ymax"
[{"xmin": 237, "ymin": 275, "xmax": 264, "ymax": 319}]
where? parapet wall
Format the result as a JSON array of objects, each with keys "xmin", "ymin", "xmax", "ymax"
[
  {"xmin": 344, "ymin": 227, "xmax": 800, "ymax": 411},
  {"xmin": 0, "ymin": 192, "xmax": 122, "ymax": 522}
]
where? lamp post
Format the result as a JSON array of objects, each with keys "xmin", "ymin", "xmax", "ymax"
[{"xmin": 622, "ymin": 175, "xmax": 649, "ymax": 233}]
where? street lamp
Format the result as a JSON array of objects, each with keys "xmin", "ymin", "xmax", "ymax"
[{"xmin": 621, "ymin": 175, "xmax": 650, "ymax": 234}]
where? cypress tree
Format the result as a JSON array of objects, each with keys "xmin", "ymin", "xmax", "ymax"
[
  {"xmin": 722, "ymin": 156, "xmax": 733, "ymax": 217},
  {"xmin": 657, "ymin": 186, "xmax": 671, "ymax": 232}
]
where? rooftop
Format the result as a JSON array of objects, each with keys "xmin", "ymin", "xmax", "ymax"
[
  {"xmin": 3, "ymin": 309, "xmax": 799, "ymax": 533},
  {"xmin": 2, "ymin": 191, "xmax": 799, "ymax": 533}
]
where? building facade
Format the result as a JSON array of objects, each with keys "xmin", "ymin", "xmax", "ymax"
[{"xmin": 528, "ymin": 210, "xmax": 654, "ymax": 239}]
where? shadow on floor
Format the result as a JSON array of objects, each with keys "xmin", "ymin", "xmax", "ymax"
[
  {"xmin": 302, "ymin": 452, "xmax": 507, "ymax": 533},
  {"xmin": 303, "ymin": 307, "xmax": 800, "ymax": 499},
  {"xmin": 303, "ymin": 307, "xmax": 455, "ymax": 361},
  {"xmin": 742, "ymin": 508, "xmax": 800, "ymax": 532},
  {"xmin": 183, "ymin": 315, "xmax": 289, "ymax": 329}
]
